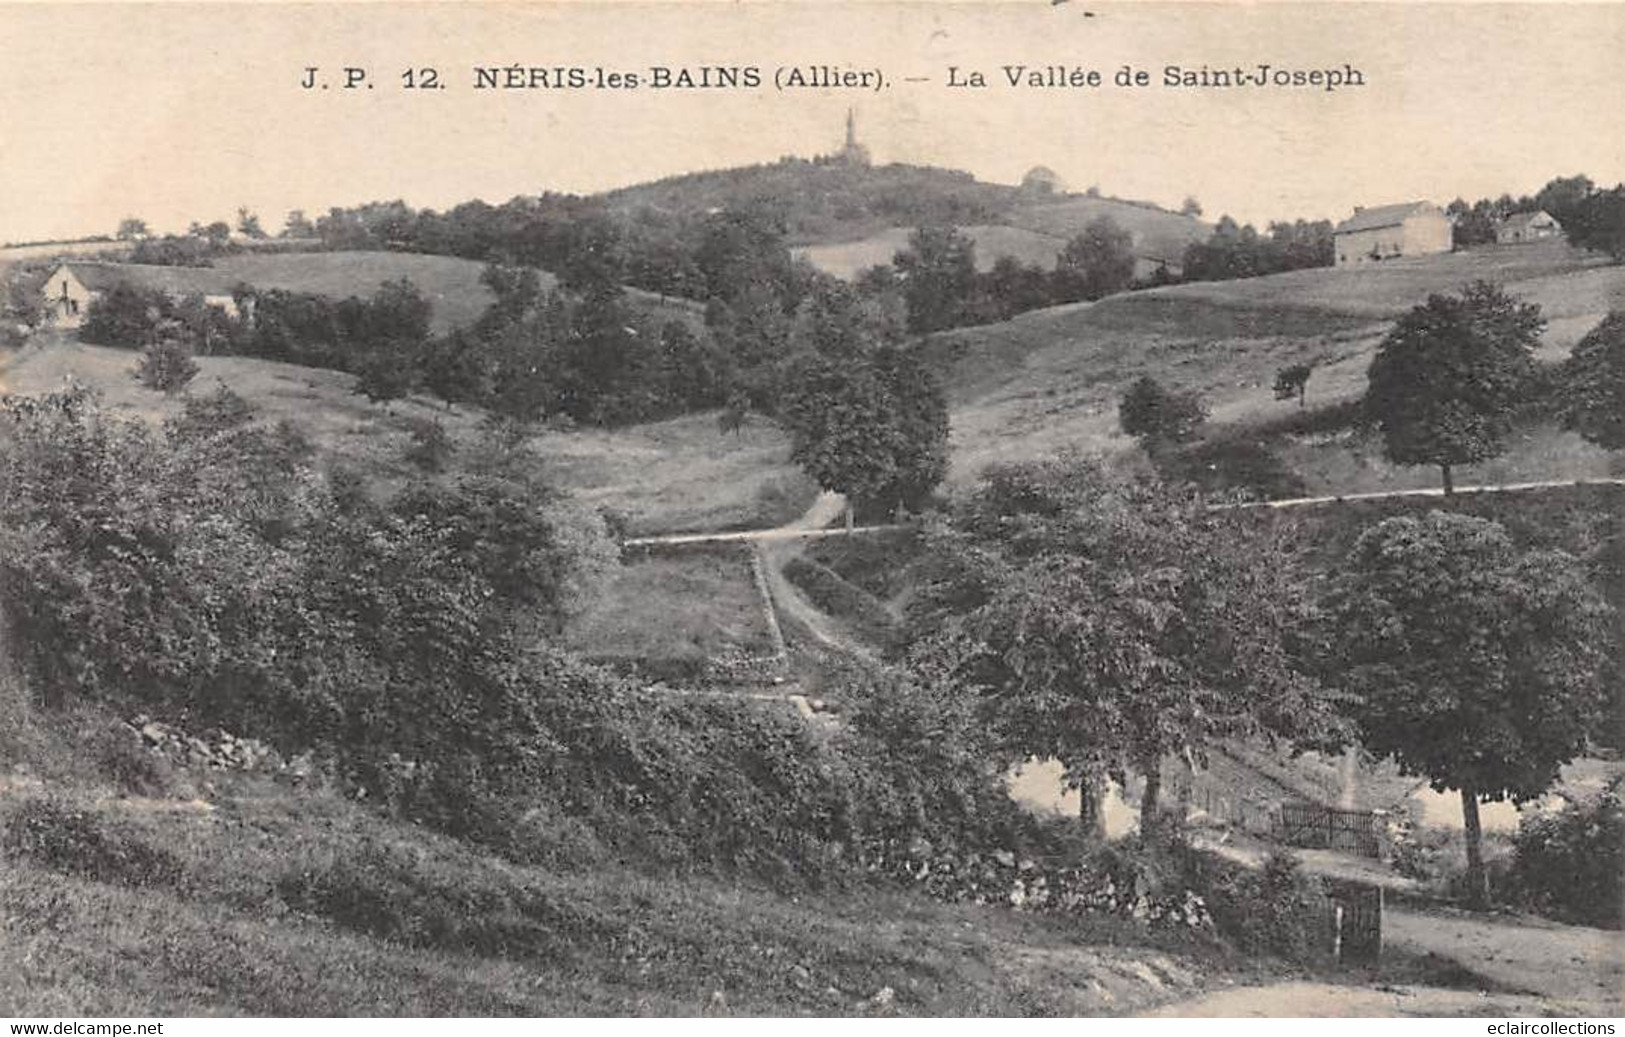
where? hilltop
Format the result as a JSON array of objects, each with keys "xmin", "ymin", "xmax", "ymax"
[{"xmin": 599, "ymin": 155, "xmax": 1208, "ymax": 276}]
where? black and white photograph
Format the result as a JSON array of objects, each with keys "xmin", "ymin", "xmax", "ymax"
[{"xmin": 0, "ymin": 0, "xmax": 1622, "ymax": 1020}]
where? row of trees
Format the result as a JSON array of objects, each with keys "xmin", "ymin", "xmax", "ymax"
[
  {"xmin": 1179, "ymin": 217, "xmax": 1335, "ymax": 283},
  {"xmin": 909, "ymin": 454, "xmax": 1613, "ymax": 908},
  {"xmin": 869, "ymin": 219, "xmax": 1140, "ymax": 335}
]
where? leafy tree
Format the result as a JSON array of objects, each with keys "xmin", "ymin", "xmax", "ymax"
[
  {"xmin": 1566, "ymin": 185, "xmax": 1625, "ymax": 261},
  {"xmin": 1180, "ymin": 197, "xmax": 1204, "ymax": 218},
  {"xmin": 79, "ymin": 282, "xmax": 167, "ymax": 347},
  {"xmin": 1560, "ymin": 311, "xmax": 1625, "ymax": 449},
  {"xmin": 116, "ymin": 217, "xmax": 149, "ymax": 241},
  {"xmin": 352, "ymin": 339, "xmax": 419, "ymax": 404},
  {"xmin": 236, "ymin": 207, "xmax": 267, "ymax": 240},
  {"xmin": 780, "ymin": 345, "xmax": 949, "ymax": 522},
  {"xmin": 418, "ymin": 329, "xmax": 487, "ymax": 407},
  {"xmin": 1535, "ymin": 174, "xmax": 1596, "ymax": 226},
  {"xmin": 1365, "ymin": 281, "xmax": 1543, "ymax": 493},
  {"xmin": 893, "ymin": 225, "xmax": 977, "ymax": 334},
  {"xmin": 915, "ymin": 457, "xmax": 1346, "ymax": 834},
  {"xmin": 132, "ymin": 330, "xmax": 200, "ymax": 394},
  {"xmin": 1272, "ymin": 363, "xmax": 1313, "ymax": 408},
  {"xmin": 282, "ymin": 209, "xmax": 316, "ymax": 239},
  {"xmin": 1118, "ymin": 376, "xmax": 1206, "ymax": 447},
  {"xmin": 1053, "ymin": 216, "xmax": 1136, "ymax": 303},
  {"xmin": 1330, "ymin": 511, "xmax": 1611, "ymax": 908},
  {"xmin": 197, "ymin": 221, "xmax": 233, "ymax": 248}
]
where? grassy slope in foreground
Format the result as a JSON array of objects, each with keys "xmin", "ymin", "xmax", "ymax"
[{"xmin": 0, "ymin": 760, "xmax": 1258, "ymax": 1017}]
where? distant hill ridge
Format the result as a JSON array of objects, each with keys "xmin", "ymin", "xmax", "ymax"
[{"xmin": 598, "ymin": 155, "xmax": 1206, "ymax": 258}]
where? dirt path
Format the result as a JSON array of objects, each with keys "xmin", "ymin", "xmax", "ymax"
[
  {"xmin": 1140, "ymin": 980, "xmax": 1592, "ymax": 1018},
  {"xmin": 1220, "ymin": 478, "xmax": 1625, "ymax": 512},
  {"xmin": 1385, "ymin": 906, "xmax": 1625, "ymax": 1009},
  {"xmin": 755, "ymin": 491, "xmax": 884, "ymax": 664}
]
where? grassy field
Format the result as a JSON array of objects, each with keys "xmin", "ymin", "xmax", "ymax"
[
  {"xmin": 1005, "ymin": 196, "xmax": 1210, "ymax": 265},
  {"xmin": 794, "ymin": 224, "xmax": 1069, "ymax": 281},
  {"xmin": 0, "ymin": 335, "xmax": 814, "ymax": 537},
  {"xmin": 930, "ymin": 242, "xmax": 1625, "ymax": 486},
  {"xmin": 214, "ymin": 251, "xmax": 703, "ymax": 335},
  {"xmin": 214, "ymin": 251, "xmax": 525, "ymax": 334},
  {"xmin": 566, "ymin": 542, "xmax": 776, "ymax": 676}
]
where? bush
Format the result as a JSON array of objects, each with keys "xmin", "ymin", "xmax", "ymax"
[
  {"xmin": 1, "ymin": 797, "xmax": 183, "ymax": 888},
  {"xmin": 133, "ymin": 336, "xmax": 200, "ymax": 393},
  {"xmin": 403, "ymin": 417, "xmax": 455, "ymax": 473},
  {"xmin": 1190, "ymin": 848, "xmax": 1329, "ymax": 961},
  {"xmin": 1513, "ymin": 777, "xmax": 1624, "ymax": 928},
  {"xmin": 1119, "ymin": 376, "xmax": 1206, "ymax": 445}
]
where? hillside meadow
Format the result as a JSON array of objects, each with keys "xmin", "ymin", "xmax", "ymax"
[
  {"xmin": 0, "ymin": 335, "xmax": 814, "ymax": 537},
  {"xmin": 931, "ymin": 241, "xmax": 1625, "ymax": 486}
]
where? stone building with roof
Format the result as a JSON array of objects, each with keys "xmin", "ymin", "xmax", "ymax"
[
  {"xmin": 1332, "ymin": 201, "xmax": 1453, "ymax": 266},
  {"xmin": 1495, "ymin": 209, "xmax": 1563, "ymax": 245}
]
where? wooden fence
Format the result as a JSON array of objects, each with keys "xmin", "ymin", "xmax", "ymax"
[{"xmin": 1278, "ymin": 802, "xmax": 1385, "ymax": 859}]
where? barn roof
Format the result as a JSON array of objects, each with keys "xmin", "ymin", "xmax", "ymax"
[
  {"xmin": 53, "ymin": 261, "xmax": 243, "ymax": 298},
  {"xmin": 1496, "ymin": 210, "xmax": 1557, "ymax": 232},
  {"xmin": 1334, "ymin": 201, "xmax": 1440, "ymax": 235}
]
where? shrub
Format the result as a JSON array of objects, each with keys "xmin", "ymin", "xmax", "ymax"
[
  {"xmin": 1119, "ymin": 376, "xmax": 1206, "ymax": 446},
  {"xmin": 1512, "ymin": 777, "xmax": 1624, "ymax": 928},
  {"xmin": 133, "ymin": 335, "xmax": 200, "ymax": 393},
  {"xmin": 403, "ymin": 417, "xmax": 455, "ymax": 473},
  {"xmin": 1, "ymin": 797, "xmax": 183, "ymax": 888},
  {"xmin": 1191, "ymin": 848, "xmax": 1329, "ymax": 961}
]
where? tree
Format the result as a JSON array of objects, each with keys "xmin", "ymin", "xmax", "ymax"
[
  {"xmin": 1559, "ymin": 311, "xmax": 1625, "ymax": 450},
  {"xmin": 916, "ymin": 458, "xmax": 1346, "ymax": 834},
  {"xmin": 197, "ymin": 221, "xmax": 233, "ymax": 248},
  {"xmin": 1180, "ymin": 197, "xmax": 1204, "ymax": 218},
  {"xmin": 236, "ymin": 207, "xmax": 267, "ymax": 240},
  {"xmin": 1535, "ymin": 175, "xmax": 1596, "ymax": 226},
  {"xmin": 79, "ymin": 282, "xmax": 167, "ymax": 347},
  {"xmin": 352, "ymin": 339, "xmax": 419, "ymax": 405},
  {"xmin": 780, "ymin": 345, "xmax": 949, "ymax": 523},
  {"xmin": 1118, "ymin": 376, "xmax": 1206, "ymax": 446},
  {"xmin": 282, "ymin": 209, "xmax": 316, "ymax": 239},
  {"xmin": 116, "ymin": 217, "xmax": 149, "ymax": 241},
  {"xmin": 1566, "ymin": 185, "xmax": 1625, "ymax": 261},
  {"xmin": 1365, "ymin": 281, "xmax": 1543, "ymax": 493},
  {"xmin": 893, "ymin": 225, "xmax": 977, "ymax": 334},
  {"xmin": 1331, "ymin": 512, "xmax": 1611, "ymax": 908},
  {"xmin": 1053, "ymin": 217, "xmax": 1136, "ymax": 303},
  {"xmin": 1272, "ymin": 363, "xmax": 1313, "ymax": 408},
  {"xmin": 132, "ymin": 327, "xmax": 200, "ymax": 394}
]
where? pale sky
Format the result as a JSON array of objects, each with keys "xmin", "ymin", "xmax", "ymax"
[{"xmin": 2, "ymin": 2, "xmax": 1623, "ymax": 244}]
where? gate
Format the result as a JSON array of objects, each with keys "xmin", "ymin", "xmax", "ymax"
[
  {"xmin": 1278, "ymin": 802, "xmax": 1384, "ymax": 858},
  {"xmin": 1321, "ymin": 878, "xmax": 1383, "ymax": 964}
]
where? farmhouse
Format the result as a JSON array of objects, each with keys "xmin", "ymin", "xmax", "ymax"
[
  {"xmin": 1495, "ymin": 210, "xmax": 1563, "ymax": 245},
  {"xmin": 1333, "ymin": 201, "xmax": 1452, "ymax": 266},
  {"xmin": 41, "ymin": 261, "xmax": 244, "ymax": 328}
]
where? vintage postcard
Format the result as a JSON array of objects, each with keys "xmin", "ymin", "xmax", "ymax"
[{"xmin": 0, "ymin": 1, "xmax": 1622, "ymax": 1021}]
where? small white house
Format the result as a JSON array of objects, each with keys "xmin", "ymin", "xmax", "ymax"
[
  {"xmin": 1495, "ymin": 210, "xmax": 1563, "ymax": 245},
  {"xmin": 1333, "ymin": 201, "xmax": 1453, "ymax": 266},
  {"xmin": 41, "ymin": 262, "xmax": 243, "ymax": 328}
]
